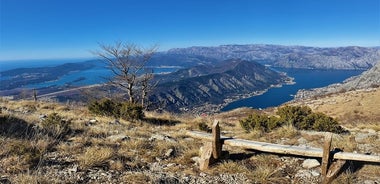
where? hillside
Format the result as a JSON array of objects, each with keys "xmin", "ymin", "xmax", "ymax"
[
  {"xmin": 295, "ymin": 60, "xmax": 380, "ymax": 99},
  {"xmin": 1, "ymin": 94, "xmax": 379, "ymax": 183},
  {"xmin": 167, "ymin": 44, "xmax": 380, "ymax": 70},
  {"xmin": 292, "ymin": 87, "xmax": 380, "ymax": 129},
  {"xmin": 149, "ymin": 59, "xmax": 291, "ymax": 113}
]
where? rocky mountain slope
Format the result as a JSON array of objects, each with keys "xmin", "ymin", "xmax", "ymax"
[
  {"xmin": 295, "ymin": 60, "xmax": 380, "ymax": 99},
  {"xmin": 149, "ymin": 59, "xmax": 290, "ymax": 113},
  {"xmin": 167, "ymin": 44, "xmax": 380, "ymax": 70},
  {"xmin": 149, "ymin": 53, "xmax": 221, "ymax": 68}
]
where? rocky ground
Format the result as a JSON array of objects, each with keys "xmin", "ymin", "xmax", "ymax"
[{"xmin": 0, "ymin": 99, "xmax": 379, "ymax": 184}]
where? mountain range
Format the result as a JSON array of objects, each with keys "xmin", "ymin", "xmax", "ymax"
[
  {"xmin": 2, "ymin": 44, "xmax": 379, "ymax": 113},
  {"xmin": 148, "ymin": 59, "xmax": 290, "ymax": 113},
  {"xmin": 167, "ymin": 44, "xmax": 380, "ymax": 70}
]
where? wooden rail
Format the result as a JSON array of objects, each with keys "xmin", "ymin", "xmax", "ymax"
[
  {"xmin": 187, "ymin": 120, "xmax": 380, "ymax": 184},
  {"xmin": 186, "ymin": 131, "xmax": 380, "ymax": 163}
]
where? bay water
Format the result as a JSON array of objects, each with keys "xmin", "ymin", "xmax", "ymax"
[{"xmin": 221, "ymin": 68, "xmax": 363, "ymax": 111}]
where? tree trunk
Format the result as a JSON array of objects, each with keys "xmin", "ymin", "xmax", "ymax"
[
  {"xmin": 128, "ymin": 83, "xmax": 134, "ymax": 103},
  {"xmin": 33, "ymin": 89, "xmax": 37, "ymax": 102},
  {"xmin": 141, "ymin": 92, "xmax": 145, "ymax": 108}
]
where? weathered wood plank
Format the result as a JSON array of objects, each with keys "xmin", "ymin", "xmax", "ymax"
[
  {"xmin": 212, "ymin": 120, "xmax": 222, "ymax": 159},
  {"xmin": 199, "ymin": 142, "xmax": 213, "ymax": 171},
  {"xmin": 322, "ymin": 133, "xmax": 333, "ymax": 176},
  {"xmin": 323, "ymin": 159, "xmax": 347, "ymax": 184},
  {"xmin": 186, "ymin": 131, "xmax": 380, "ymax": 163}
]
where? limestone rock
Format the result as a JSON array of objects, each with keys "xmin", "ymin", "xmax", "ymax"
[
  {"xmin": 165, "ymin": 149, "xmax": 174, "ymax": 158},
  {"xmin": 106, "ymin": 134, "xmax": 130, "ymax": 142},
  {"xmin": 302, "ymin": 159, "xmax": 320, "ymax": 169}
]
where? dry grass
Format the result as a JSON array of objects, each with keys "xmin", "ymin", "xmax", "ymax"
[
  {"xmin": 332, "ymin": 170, "xmax": 356, "ymax": 184},
  {"xmin": 56, "ymin": 142, "xmax": 83, "ymax": 155},
  {"xmin": 239, "ymin": 129, "xmax": 264, "ymax": 141},
  {"xmin": 78, "ymin": 146, "xmax": 114, "ymax": 169},
  {"xmin": 109, "ymin": 159, "xmax": 125, "ymax": 171},
  {"xmin": 210, "ymin": 154, "xmax": 292, "ymax": 184},
  {"xmin": 288, "ymin": 87, "xmax": 380, "ymax": 155},
  {"xmin": 274, "ymin": 124, "xmax": 299, "ymax": 138},
  {"xmin": 2, "ymin": 98, "xmax": 379, "ymax": 183},
  {"xmin": 11, "ymin": 172, "xmax": 56, "ymax": 184},
  {"xmin": 11, "ymin": 172, "xmax": 39, "ymax": 184},
  {"xmin": 357, "ymin": 164, "xmax": 380, "ymax": 179},
  {"xmin": 212, "ymin": 160, "xmax": 251, "ymax": 174},
  {"xmin": 292, "ymin": 87, "xmax": 380, "ymax": 129},
  {"xmin": 248, "ymin": 154, "xmax": 290, "ymax": 184},
  {"xmin": 0, "ymin": 138, "xmax": 47, "ymax": 173},
  {"xmin": 172, "ymin": 139, "xmax": 201, "ymax": 166},
  {"xmin": 332, "ymin": 134, "xmax": 357, "ymax": 152},
  {"xmin": 121, "ymin": 172, "xmax": 151, "ymax": 184}
]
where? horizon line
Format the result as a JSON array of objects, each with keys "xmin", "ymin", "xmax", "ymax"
[{"xmin": 1, "ymin": 43, "xmax": 379, "ymax": 62}]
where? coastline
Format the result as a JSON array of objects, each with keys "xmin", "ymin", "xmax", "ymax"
[{"xmin": 190, "ymin": 76, "xmax": 296, "ymax": 114}]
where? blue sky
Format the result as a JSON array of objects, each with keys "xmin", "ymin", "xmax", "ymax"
[{"xmin": 0, "ymin": 0, "xmax": 379, "ymax": 61}]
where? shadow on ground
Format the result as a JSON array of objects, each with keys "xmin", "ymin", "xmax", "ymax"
[
  {"xmin": 144, "ymin": 117, "xmax": 181, "ymax": 126},
  {"xmin": 0, "ymin": 114, "xmax": 37, "ymax": 139}
]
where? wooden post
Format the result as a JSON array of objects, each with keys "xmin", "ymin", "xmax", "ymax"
[
  {"xmin": 321, "ymin": 133, "xmax": 347, "ymax": 184},
  {"xmin": 323, "ymin": 159, "xmax": 347, "ymax": 184},
  {"xmin": 212, "ymin": 120, "xmax": 222, "ymax": 159},
  {"xmin": 322, "ymin": 133, "xmax": 333, "ymax": 176},
  {"xmin": 199, "ymin": 142, "xmax": 213, "ymax": 171},
  {"xmin": 33, "ymin": 89, "xmax": 38, "ymax": 102}
]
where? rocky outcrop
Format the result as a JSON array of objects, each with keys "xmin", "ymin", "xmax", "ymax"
[
  {"xmin": 149, "ymin": 59, "xmax": 290, "ymax": 112},
  {"xmin": 167, "ymin": 44, "xmax": 380, "ymax": 70},
  {"xmin": 295, "ymin": 60, "xmax": 380, "ymax": 99}
]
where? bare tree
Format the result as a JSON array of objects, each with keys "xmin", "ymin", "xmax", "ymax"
[
  {"xmin": 139, "ymin": 68, "xmax": 159, "ymax": 108},
  {"xmin": 94, "ymin": 42, "xmax": 157, "ymax": 105}
]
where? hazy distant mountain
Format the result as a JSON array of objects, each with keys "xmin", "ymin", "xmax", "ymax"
[
  {"xmin": 295, "ymin": 60, "xmax": 380, "ymax": 99},
  {"xmin": 149, "ymin": 53, "xmax": 220, "ymax": 67},
  {"xmin": 167, "ymin": 44, "xmax": 380, "ymax": 70},
  {"xmin": 149, "ymin": 59, "xmax": 290, "ymax": 112}
]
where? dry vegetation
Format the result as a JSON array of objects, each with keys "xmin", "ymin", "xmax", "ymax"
[
  {"xmin": 1, "ymin": 93, "xmax": 379, "ymax": 183},
  {"xmin": 292, "ymin": 87, "xmax": 380, "ymax": 130}
]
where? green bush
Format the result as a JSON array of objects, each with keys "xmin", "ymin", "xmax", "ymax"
[
  {"xmin": 240, "ymin": 105, "xmax": 345, "ymax": 134},
  {"xmin": 88, "ymin": 98, "xmax": 121, "ymax": 118},
  {"xmin": 240, "ymin": 113, "xmax": 283, "ymax": 133},
  {"xmin": 267, "ymin": 116, "xmax": 282, "ymax": 130},
  {"xmin": 120, "ymin": 102, "xmax": 144, "ymax": 121},
  {"xmin": 88, "ymin": 98, "xmax": 144, "ymax": 121},
  {"xmin": 276, "ymin": 106, "xmax": 344, "ymax": 133},
  {"xmin": 309, "ymin": 113, "xmax": 345, "ymax": 133},
  {"xmin": 41, "ymin": 113, "xmax": 70, "ymax": 138},
  {"xmin": 277, "ymin": 105, "xmax": 311, "ymax": 127}
]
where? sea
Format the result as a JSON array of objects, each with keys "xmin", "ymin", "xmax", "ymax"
[
  {"xmin": 0, "ymin": 59, "xmax": 364, "ymax": 110},
  {"xmin": 221, "ymin": 68, "xmax": 363, "ymax": 111},
  {"xmin": 0, "ymin": 58, "xmax": 178, "ymax": 88}
]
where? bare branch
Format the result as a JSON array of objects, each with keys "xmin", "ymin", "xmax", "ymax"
[{"xmin": 93, "ymin": 41, "xmax": 158, "ymax": 105}]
